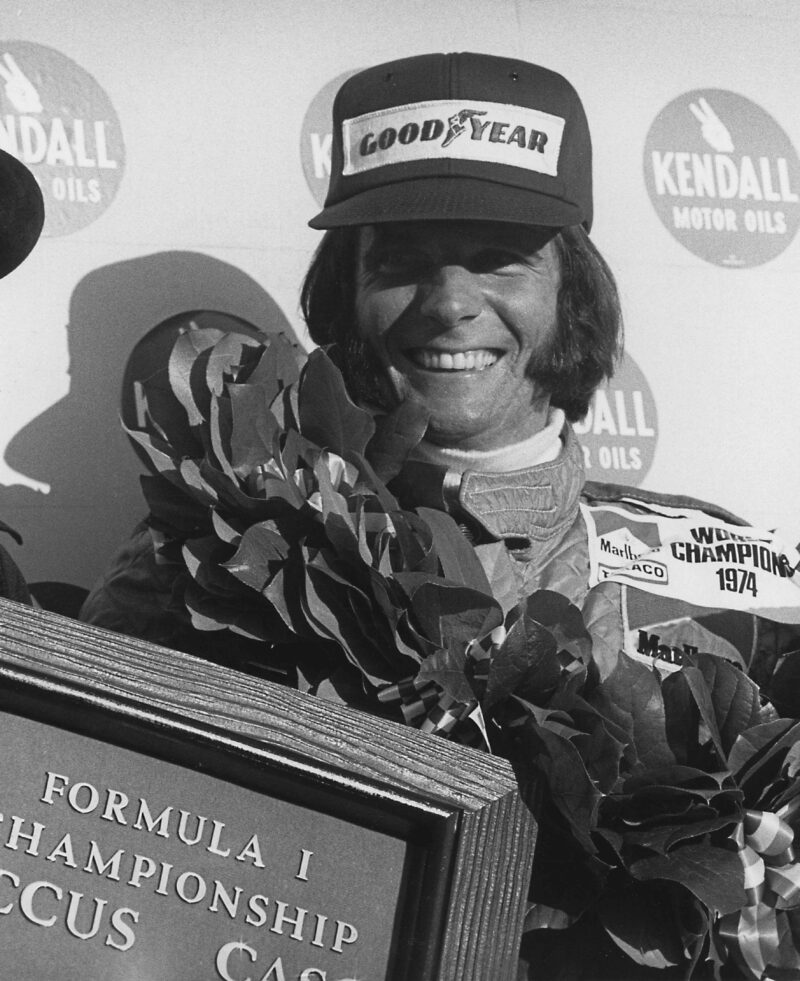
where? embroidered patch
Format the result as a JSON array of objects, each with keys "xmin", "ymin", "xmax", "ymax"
[
  {"xmin": 593, "ymin": 525, "xmax": 664, "ymax": 580},
  {"xmin": 625, "ymin": 614, "xmax": 747, "ymax": 677},
  {"xmin": 342, "ymin": 99, "xmax": 565, "ymax": 177},
  {"xmin": 581, "ymin": 503, "xmax": 800, "ymax": 625}
]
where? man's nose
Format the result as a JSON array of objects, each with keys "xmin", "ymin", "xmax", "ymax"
[{"xmin": 418, "ymin": 265, "xmax": 483, "ymax": 328}]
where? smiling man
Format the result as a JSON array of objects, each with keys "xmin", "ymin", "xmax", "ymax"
[
  {"xmin": 77, "ymin": 51, "xmax": 800, "ymax": 981},
  {"xmin": 302, "ymin": 54, "xmax": 619, "ymax": 465},
  {"xmin": 83, "ymin": 52, "xmax": 798, "ymax": 713},
  {"xmin": 297, "ymin": 53, "xmax": 627, "ymax": 587},
  {"xmin": 298, "ymin": 54, "xmax": 797, "ymax": 692}
]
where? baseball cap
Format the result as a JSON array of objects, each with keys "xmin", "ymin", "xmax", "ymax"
[
  {"xmin": 0, "ymin": 147, "xmax": 45, "ymax": 279},
  {"xmin": 309, "ymin": 52, "xmax": 592, "ymax": 231}
]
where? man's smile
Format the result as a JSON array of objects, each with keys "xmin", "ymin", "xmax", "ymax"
[{"xmin": 404, "ymin": 347, "xmax": 501, "ymax": 372}]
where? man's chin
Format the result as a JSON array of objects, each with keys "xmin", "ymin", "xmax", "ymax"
[
  {"xmin": 380, "ymin": 373, "xmax": 508, "ymax": 448},
  {"xmin": 422, "ymin": 410, "xmax": 500, "ymax": 451}
]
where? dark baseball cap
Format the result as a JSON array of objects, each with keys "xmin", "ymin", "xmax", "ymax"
[
  {"xmin": 309, "ymin": 52, "xmax": 592, "ymax": 231},
  {"xmin": 0, "ymin": 148, "xmax": 44, "ymax": 279}
]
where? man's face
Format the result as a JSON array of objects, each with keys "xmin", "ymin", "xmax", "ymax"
[{"xmin": 353, "ymin": 220, "xmax": 561, "ymax": 451}]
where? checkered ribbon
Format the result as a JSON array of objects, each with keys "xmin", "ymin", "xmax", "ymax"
[
  {"xmin": 377, "ymin": 617, "xmax": 586, "ymax": 748},
  {"xmin": 717, "ymin": 805, "xmax": 800, "ymax": 979},
  {"xmin": 377, "ymin": 632, "xmax": 497, "ymax": 748}
]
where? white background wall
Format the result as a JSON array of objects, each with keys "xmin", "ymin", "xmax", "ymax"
[{"xmin": 1, "ymin": 0, "xmax": 798, "ymax": 589}]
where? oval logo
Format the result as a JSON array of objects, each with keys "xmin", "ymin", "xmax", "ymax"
[
  {"xmin": 573, "ymin": 351, "xmax": 658, "ymax": 486},
  {"xmin": 300, "ymin": 71, "xmax": 358, "ymax": 208},
  {"xmin": 644, "ymin": 89, "xmax": 800, "ymax": 267},
  {"xmin": 0, "ymin": 41, "xmax": 125, "ymax": 236}
]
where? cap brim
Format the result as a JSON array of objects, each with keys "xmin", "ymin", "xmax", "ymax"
[
  {"xmin": 0, "ymin": 149, "xmax": 45, "ymax": 279},
  {"xmin": 308, "ymin": 175, "xmax": 585, "ymax": 230}
]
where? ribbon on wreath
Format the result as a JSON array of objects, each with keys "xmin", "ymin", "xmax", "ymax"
[
  {"xmin": 377, "ymin": 633, "xmax": 496, "ymax": 747},
  {"xmin": 717, "ymin": 804, "xmax": 800, "ymax": 979},
  {"xmin": 376, "ymin": 619, "xmax": 583, "ymax": 747},
  {"xmin": 377, "ymin": 675, "xmax": 479, "ymax": 736}
]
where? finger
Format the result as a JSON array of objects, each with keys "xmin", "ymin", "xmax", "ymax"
[
  {"xmin": 688, "ymin": 102, "xmax": 706, "ymax": 123},
  {"xmin": 367, "ymin": 398, "xmax": 430, "ymax": 483},
  {"xmin": 697, "ymin": 96, "xmax": 717, "ymax": 121},
  {"xmin": 2, "ymin": 52, "xmax": 23, "ymax": 77}
]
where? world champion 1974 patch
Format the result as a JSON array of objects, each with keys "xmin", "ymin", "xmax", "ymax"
[{"xmin": 581, "ymin": 502, "xmax": 800, "ymax": 625}]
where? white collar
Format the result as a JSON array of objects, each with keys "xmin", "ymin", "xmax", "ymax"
[{"xmin": 408, "ymin": 408, "xmax": 566, "ymax": 474}]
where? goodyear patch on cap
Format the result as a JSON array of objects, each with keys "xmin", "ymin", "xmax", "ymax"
[{"xmin": 342, "ymin": 99, "xmax": 565, "ymax": 177}]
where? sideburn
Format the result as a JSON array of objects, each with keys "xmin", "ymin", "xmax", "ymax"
[
  {"xmin": 336, "ymin": 331, "xmax": 396, "ymax": 411},
  {"xmin": 523, "ymin": 312, "xmax": 575, "ymax": 399}
]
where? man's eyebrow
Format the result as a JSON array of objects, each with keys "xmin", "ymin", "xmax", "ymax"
[
  {"xmin": 491, "ymin": 227, "xmax": 553, "ymax": 252},
  {"xmin": 368, "ymin": 226, "xmax": 409, "ymax": 247},
  {"xmin": 361, "ymin": 228, "xmax": 419, "ymax": 267}
]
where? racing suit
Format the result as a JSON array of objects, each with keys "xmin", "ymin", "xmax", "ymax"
[{"xmin": 80, "ymin": 425, "xmax": 800, "ymax": 709}]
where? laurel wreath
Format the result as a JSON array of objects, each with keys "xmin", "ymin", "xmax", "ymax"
[{"xmin": 128, "ymin": 325, "xmax": 800, "ymax": 980}]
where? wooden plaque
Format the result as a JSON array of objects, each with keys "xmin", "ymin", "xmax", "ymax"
[{"xmin": 0, "ymin": 599, "xmax": 535, "ymax": 980}]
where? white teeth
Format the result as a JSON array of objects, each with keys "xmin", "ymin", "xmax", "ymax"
[{"xmin": 409, "ymin": 349, "xmax": 498, "ymax": 371}]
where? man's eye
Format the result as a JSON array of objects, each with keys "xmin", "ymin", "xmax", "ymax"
[
  {"xmin": 470, "ymin": 249, "xmax": 526, "ymax": 273},
  {"xmin": 371, "ymin": 250, "xmax": 427, "ymax": 275}
]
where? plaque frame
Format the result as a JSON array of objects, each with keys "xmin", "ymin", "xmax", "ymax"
[{"xmin": 0, "ymin": 599, "xmax": 536, "ymax": 980}]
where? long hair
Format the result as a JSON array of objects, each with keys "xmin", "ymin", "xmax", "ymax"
[{"xmin": 300, "ymin": 223, "xmax": 623, "ymax": 422}]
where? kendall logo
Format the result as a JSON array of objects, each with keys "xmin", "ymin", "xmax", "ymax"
[
  {"xmin": 0, "ymin": 41, "xmax": 125, "ymax": 237},
  {"xmin": 644, "ymin": 89, "xmax": 800, "ymax": 267},
  {"xmin": 573, "ymin": 351, "xmax": 658, "ymax": 486},
  {"xmin": 300, "ymin": 70, "xmax": 357, "ymax": 208},
  {"xmin": 342, "ymin": 99, "xmax": 564, "ymax": 177}
]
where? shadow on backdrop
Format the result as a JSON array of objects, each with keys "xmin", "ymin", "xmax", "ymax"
[{"xmin": 1, "ymin": 251, "xmax": 296, "ymax": 591}]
